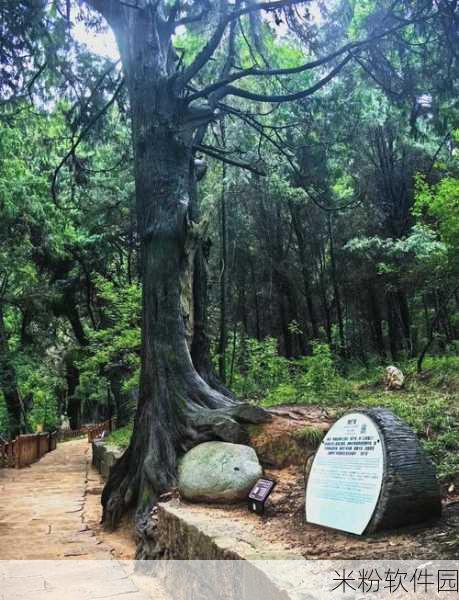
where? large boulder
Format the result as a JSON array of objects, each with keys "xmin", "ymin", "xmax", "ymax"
[{"xmin": 178, "ymin": 441, "xmax": 262, "ymax": 503}]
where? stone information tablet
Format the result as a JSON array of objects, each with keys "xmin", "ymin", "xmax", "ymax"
[
  {"xmin": 305, "ymin": 412, "xmax": 384, "ymax": 534},
  {"xmin": 305, "ymin": 408, "xmax": 442, "ymax": 535}
]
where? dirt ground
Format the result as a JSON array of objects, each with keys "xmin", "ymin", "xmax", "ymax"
[
  {"xmin": 169, "ymin": 460, "xmax": 459, "ymax": 560},
  {"xmin": 167, "ymin": 403, "xmax": 459, "ymax": 561}
]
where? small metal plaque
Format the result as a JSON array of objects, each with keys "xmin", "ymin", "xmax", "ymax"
[{"xmin": 248, "ymin": 477, "xmax": 276, "ymax": 514}]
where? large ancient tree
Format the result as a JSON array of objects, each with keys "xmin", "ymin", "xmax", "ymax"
[
  {"xmin": 1, "ymin": 0, "xmax": 444, "ymax": 535},
  {"xmin": 78, "ymin": 0, "xmax": 440, "ymax": 533}
]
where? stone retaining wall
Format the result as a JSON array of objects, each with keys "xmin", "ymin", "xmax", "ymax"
[
  {"xmin": 91, "ymin": 442, "xmax": 309, "ymax": 599},
  {"xmin": 156, "ymin": 500, "xmax": 303, "ymax": 561},
  {"xmin": 152, "ymin": 502, "xmax": 308, "ymax": 600},
  {"xmin": 91, "ymin": 440, "xmax": 124, "ymax": 479}
]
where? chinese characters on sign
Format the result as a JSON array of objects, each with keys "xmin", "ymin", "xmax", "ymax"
[
  {"xmin": 248, "ymin": 477, "xmax": 276, "ymax": 514},
  {"xmin": 306, "ymin": 412, "xmax": 384, "ymax": 534}
]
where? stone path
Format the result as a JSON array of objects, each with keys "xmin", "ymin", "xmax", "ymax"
[
  {"xmin": 0, "ymin": 438, "xmax": 114, "ymax": 560},
  {"xmin": 0, "ymin": 438, "xmax": 163, "ymax": 600}
]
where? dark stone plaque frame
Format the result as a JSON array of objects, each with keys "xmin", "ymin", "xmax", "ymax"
[{"xmin": 358, "ymin": 408, "xmax": 442, "ymax": 533}]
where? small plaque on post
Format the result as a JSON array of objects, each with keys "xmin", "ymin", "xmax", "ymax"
[{"xmin": 248, "ymin": 477, "xmax": 276, "ymax": 515}]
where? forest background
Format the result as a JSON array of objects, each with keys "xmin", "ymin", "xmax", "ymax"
[{"xmin": 0, "ymin": 0, "xmax": 458, "ymax": 490}]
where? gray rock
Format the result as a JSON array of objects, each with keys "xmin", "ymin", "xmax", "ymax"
[{"xmin": 178, "ymin": 441, "xmax": 262, "ymax": 503}]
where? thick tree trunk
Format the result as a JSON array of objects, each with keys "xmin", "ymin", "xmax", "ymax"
[{"xmin": 100, "ymin": 16, "xmax": 269, "ymax": 536}]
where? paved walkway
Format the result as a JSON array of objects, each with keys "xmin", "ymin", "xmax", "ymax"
[
  {"xmin": 0, "ymin": 439, "xmax": 162, "ymax": 600},
  {"xmin": 0, "ymin": 438, "xmax": 114, "ymax": 560}
]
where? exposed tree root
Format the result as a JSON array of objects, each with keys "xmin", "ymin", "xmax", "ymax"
[{"xmin": 101, "ymin": 377, "xmax": 270, "ymax": 542}]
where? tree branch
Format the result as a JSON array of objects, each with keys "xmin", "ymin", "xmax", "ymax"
[
  {"xmin": 178, "ymin": 0, "xmax": 230, "ymax": 86},
  {"xmin": 177, "ymin": 0, "xmax": 306, "ymax": 86},
  {"xmin": 175, "ymin": 0, "xmax": 211, "ymax": 26},
  {"xmin": 187, "ymin": 14, "xmax": 432, "ymax": 103},
  {"xmin": 219, "ymin": 54, "xmax": 352, "ymax": 103},
  {"xmin": 51, "ymin": 77, "xmax": 125, "ymax": 204},
  {"xmin": 195, "ymin": 144, "xmax": 265, "ymax": 175}
]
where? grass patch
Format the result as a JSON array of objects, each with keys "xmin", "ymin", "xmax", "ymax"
[
  {"xmin": 105, "ymin": 424, "xmax": 132, "ymax": 449},
  {"xmin": 259, "ymin": 353, "xmax": 459, "ymax": 482},
  {"xmin": 293, "ymin": 426, "xmax": 325, "ymax": 449}
]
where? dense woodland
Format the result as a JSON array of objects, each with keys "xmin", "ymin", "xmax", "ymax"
[{"xmin": 0, "ymin": 0, "xmax": 458, "ymax": 534}]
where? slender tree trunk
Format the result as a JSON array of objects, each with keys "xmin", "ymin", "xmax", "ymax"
[
  {"xmin": 0, "ymin": 302, "xmax": 24, "ymax": 438},
  {"xmin": 106, "ymin": 366, "xmax": 132, "ymax": 427},
  {"xmin": 284, "ymin": 278, "xmax": 308, "ymax": 355},
  {"xmin": 417, "ymin": 286, "xmax": 459, "ymax": 372},
  {"xmin": 63, "ymin": 288, "xmax": 88, "ymax": 347},
  {"xmin": 328, "ymin": 215, "xmax": 345, "ymax": 356},
  {"xmin": 386, "ymin": 292, "xmax": 399, "ymax": 362},
  {"xmin": 250, "ymin": 259, "xmax": 262, "ymax": 340},
  {"xmin": 397, "ymin": 287, "xmax": 412, "ymax": 355},
  {"xmin": 367, "ymin": 282, "xmax": 386, "ymax": 359},
  {"xmin": 422, "ymin": 293, "xmax": 433, "ymax": 348},
  {"xmin": 218, "ymin": 130, "xmax": 228, "ymax": 382},
  {"xmin": 277, "ymin": 279, "xmax": 293, "ymax": 357},
  {"xmin": 64, "ymin": 351, "xmax": 81, "ymax": 430},
  {"xmin": 319, "ymin": 271, "xmax": 332, "ymax": 346},
  {"xmin": 289, "ymin": 200, "xmax": 319, "ymax": 339}
]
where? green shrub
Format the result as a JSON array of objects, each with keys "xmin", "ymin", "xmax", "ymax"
[
  {"xmin": 231, "ymin": 337, "xmax": 291, "ymax": 401},
  {"xmin": 106, "ymin": 424, "xmax": 132, "ymax": 449},
  {"xmin": 297, "ymin": 343, "xmax": 357, "ymax": 404},
  {"xmin": 265, "ymin": 382, "xmax": 299, "ymax": 405}
]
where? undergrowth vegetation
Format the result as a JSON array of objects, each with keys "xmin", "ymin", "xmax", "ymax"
[
  {"xmin": 105, "ymin": 425, "xmax": 132, "ymax": 450},
  {"xmin": 235, "ymin": 341, "xmax": 459, "ymax": 481},
  {"xmin": 228, "ymin": 338, "xmax": 459, "ymax": 479},
  {"xmin": 105, "ymin": 339, "xmax": 458, "ymax": 483}
]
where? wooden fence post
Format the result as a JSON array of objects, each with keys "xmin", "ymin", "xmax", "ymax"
[{"xmin": 15, "ymin": 436, "xmax": 21, "ymax": 469}]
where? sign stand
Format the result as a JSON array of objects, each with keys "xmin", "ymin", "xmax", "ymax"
[{"xmin": 247, "ymin": 477, "xmax": 276, "ymax": 515}]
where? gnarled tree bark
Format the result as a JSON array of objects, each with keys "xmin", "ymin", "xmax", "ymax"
[{"xmin": 85, "ymin": 3, "xmax": 270, "ymax": 539}]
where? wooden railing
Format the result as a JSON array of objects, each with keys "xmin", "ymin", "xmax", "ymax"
[
  {"xmin": 58, "ymin": 427, "xmax": 90, "ymax": 442},
  {"xmin": 0, "ymin": 431, "xmax": 58, "ymax": 469},
  {"xmin": 87, "ymin": 418, "xmax": 116, "ymax": 442},
  {"xmin": 49, "ymin": 431, "xmax": 58, "ymax": 451},
  {"xmin": 0, "ymin": 418, "xmax": 116, "ymax": 469}
]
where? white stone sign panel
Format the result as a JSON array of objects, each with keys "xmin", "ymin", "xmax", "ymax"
[{"xmin": 305, "ymin": 412, "xmax": 384, "ymax": 535}]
